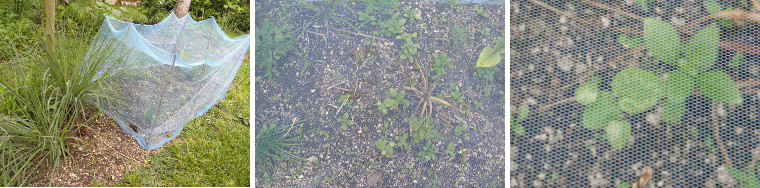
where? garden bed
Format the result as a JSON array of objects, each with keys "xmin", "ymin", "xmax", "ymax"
[{"xmin": 255, "ymin": 0, "xmax": 505, "ymax": 187}]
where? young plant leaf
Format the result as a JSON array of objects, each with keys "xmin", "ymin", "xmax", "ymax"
[
  {"xmin": 605, "ymin": 120, "xmax": 631, "ymax": 149},
  {"xmin": 682, "ymin": 24, "xmax": 720, "ymax": 76},
  {"xmin": 663, "ymin": 99, "xmax": 686, "ymax": 124},
  {"xmin": 582, "ymin": 91, "xmax": 621, "ymax": 130},
  {"xmin": 512, "ymin": 122, "xmax": 526, "ymax": 136},
  {"xmin": 612, "ymin": 68, "xmax": 664, "ymax": 114},
  {"xmin": 733, "ymin": 52, "xmax": 745, "ymax": 67},
  {"xmin": 643, "ymin": 18, "xmax": 681, "ymax": 66},
  {"xmin": 518, "ymin": 103, "xmax": 530, "ymax": 121},
  {"xmin": 697, "ymin": 70, "xmax": 743, "ymax": 105},
  {"xmin": 704, "ymin": 0, "xmax": 723, "ymax": 14},
  {"xmin": 666, "ymin": 70, "xmax": 694, "ymax": 103},
  {"xmin": 617, "ymin": 32, "xmax": 642, "ymax": 49},
  {"xmin": 575, "ymin": 76, "xmax": 601, "ymax": 105},
  {"xmin": 475, "ymin": 35, "xmax": 505, "ymax": 67}
]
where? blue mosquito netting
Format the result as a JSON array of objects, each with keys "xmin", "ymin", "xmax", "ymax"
[{"xmin": 88, "ymin": 12, "xmax": 250, "ymax": 150}]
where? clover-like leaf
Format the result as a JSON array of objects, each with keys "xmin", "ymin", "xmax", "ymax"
[
  {"xmin": 697, "ymin": 70, "xmax": 743, "ymax": 105},
  {"xmin": 575, "ymin": 76, "xmax": 601, "ymax": 105},
  {"xmin": 666, "ymin": 70, "xmax": 694, "ymax": 103},
  {"xmin": 605, "ymin": 120, "xmax": 631, "ymax": 149},
  {"xmin": 612, "ymin": 68, "xmax": 664, "ymax": 114},
  {"xmin": 582, "ymin": 91, "xmax": 621, "ymax": 130},
  {"xmin": 682, "ymin": 24, "xmax": 720, "ymax": 76},
  {"xmin": 663, "ymin": 99, "xmax": 686, "ymax": 124},
  {"xmin": 643, "ymin": 18, "xmax": 681, "ymax": 66}
]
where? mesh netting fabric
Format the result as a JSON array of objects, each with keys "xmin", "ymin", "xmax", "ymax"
[
  {"xmin": 511, "ymin": 0, "xmax": 760, "ymax": 187},
  {"xmin": 89, "ymin": 12, "xmax": 250, "ymax": 150}
]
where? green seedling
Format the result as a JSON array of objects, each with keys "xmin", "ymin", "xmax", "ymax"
[
  {"xmin": 397, "ymin": 32, "xmax": 420, "ymax": 63},
  {"xmin": 447, "ymin": 83, "xmax": 465, "ymax": 105},
  {"xmin": 445, "ymin": 143, "xmax": 456, "ymax": 154},
  {"xmin": 377, "ymin": 88, "xmax": 410, "ymax": 114},
  {"xmin": 728, "ymin": 163, "xmax": 760, "ymax": 188},
  {"xmin": 454, "ymin": 124, "xmax": 467, "ymax": 135},
  {"xmin": 474, "ymin": 65, "xmax": 498, "ymax": 80},
  {"xmin": 572, "ymin": 17, "xmax": 741, "ymax": 149},
  {"xmin": 256, "ymin": 19, "xmax": 297, "ymax": 79},
  {"xmin": 417, "ymin": 141, "xmax": 438, "ymax": 162},
  {"xmin": 511, "ymin": 102, "xmax": 529, "ymax": 136},
  {"xmin": 431, "ymin": 53, "xmax": 452, "ymax": 80},
  {"xmin": 475, "ymin": 6, "xmax": 489, "ymax": 17},
  {"xmin": 409, "ymin": 115, "xmax": 439, "ymax": 144},
  {"xmin": 395, "ymin": 133, "xmax": 410, "ymax": 149},
  {"xmin": 376, "ymin": 12, "xmax": 406, "ymax": 37},
  {"xmin": 374, "ymin": 139, "xmax": 395, "ymax": 157},
  {"xmin": 403, "ymin": 7, "xmax": 422, "ymax": 20},
  {"xmin": 338, "ymin": 112, "xmax": 355, "ymax": 130}
]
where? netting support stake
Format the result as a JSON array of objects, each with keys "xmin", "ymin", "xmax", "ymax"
[{"xmin": 149, "ymin": 54, "xmax": 178, "ymax": 149}]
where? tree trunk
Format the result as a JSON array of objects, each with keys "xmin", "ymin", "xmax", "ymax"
[
  {"xmin": 173, "ymin": 0, "xmax": 191, "ymax": 18},
  {"xmin": 44, "ymin": 0, "xmax": 55, "ymax": 44}
]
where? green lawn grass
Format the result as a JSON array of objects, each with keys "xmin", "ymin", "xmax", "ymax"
[{"xmin": 115, "ymin": 60, "xmax": 250, "ymax": 187}]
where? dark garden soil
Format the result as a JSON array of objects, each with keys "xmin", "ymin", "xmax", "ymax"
[
  {"xmin": 511, "ymin": 0, "xmax": 760, "ymax": 187},
  {"xmin": 28, "ymin": 106, "xmax": 156, "ymax": 187},
  {"xmin": 255, "ymin": 0, "xmax": 505, "ymax": 187}
]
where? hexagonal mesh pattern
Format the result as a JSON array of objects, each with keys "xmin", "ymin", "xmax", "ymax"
[{"xmin": 510, "ymin": 0, "xmax": 760, "ymax": 187}]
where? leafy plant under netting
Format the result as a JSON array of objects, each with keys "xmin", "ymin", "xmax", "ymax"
[
  {"xmin": 90, "ymin": 12, "xmax": 250, "ymax": 149},
  {"xmin": 512, "ymin": 0, "xmax": 760, "ymax": 187}
]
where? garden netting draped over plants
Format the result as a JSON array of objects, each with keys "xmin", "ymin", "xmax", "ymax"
[
  {"xmin": 89, "ymin": 12, "xmax": 250, "ymax": 150},
  {"xmin": 511, "ymin": 0, "xmax": 760, "ymax": 187}
]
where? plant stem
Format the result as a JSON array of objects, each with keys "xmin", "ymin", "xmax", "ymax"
[
  {"xmin": 582, "ymin": 0, "xmax": 643, "ymax": 21},
  {"xmin": 712, "ymin": 102, "xmax": 732, "ymax": 168}
]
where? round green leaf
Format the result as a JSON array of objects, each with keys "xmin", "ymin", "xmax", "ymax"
[
  {"xmin": 612, "ymin": 68, "xmax": 664, "ymax": 114},
  {"xmin": 697, "ymin": 70, "xmax": 743, "ymax": 105},
  {"xmin": 643, "ymin": 18, "xmax": 681, "ymax": 66},
  {"xmin": 475, "ymin": 47, "xmax": 501, "ymax": 67},
  {"xmin": 682, "ymin": 24, "xmax": 720, "ymax": 76},
  {"xmin": 605, "ymin": 120, "xmax": 631, "ymax": 149},
  {"xmin": 575, "ymin": 76, "xmax": 601, "ymax": 106},
  {"xmin": 663, "ymin": 99, "xmax": 686, "ymax": 124},
  {"xmin": 582, "ymin": 91, "xmax": 621, "ymax": 130},
  {"xmin": 666, "ymin": 70, "xmax": 694, "ymax": 103}
]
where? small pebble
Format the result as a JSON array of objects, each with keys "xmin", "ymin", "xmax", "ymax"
[{"xmin": 600, "ymin": 17, "xmax": 610, "ymax": 28}]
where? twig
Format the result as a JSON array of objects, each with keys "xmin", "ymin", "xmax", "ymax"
[
  {"xmin": 582, "ymin": 0, "xmax": 643, "ymax": 21},
  {"xmin": 752, "ymin": 0, "xmax": 760, "ymax": 12},
  {"xmin": 283, "ymin": 120, "xmax": 297, "ymax": 137},
  {"xmin": 335, "ymin": 96, "xmax": 348, "ymax": 117},
  {"xmin": 326, "ymin": 80, "xmax": 348, "ymax": 91},
  {"xmin": 326, "ymin": 27, "xmax": 390, "ymax": 41},
  {"xmin": 538, "ymin": 97, "xmax": 575, "ymax": 111},
  {"xmin": 680, "ymin": 9, "xmax": 760, "ymax": 33},
  {"xmin": 712, "ymin": 102, "xmax": 733, "ymax": 168}
]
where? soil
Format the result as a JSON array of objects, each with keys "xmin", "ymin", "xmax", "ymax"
[
  {"xmin": 511, "ymin": 0, "xmax": 760, "ymax": 187},
  {"xmin": 28, "ymin": 106, "xmax": 156, "ymax": 187},
  {"xmin": 255, "ymin": 0, "xmax": 505, "ymax": 187}
]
